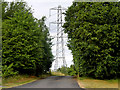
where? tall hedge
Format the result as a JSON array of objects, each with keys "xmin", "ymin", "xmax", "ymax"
[
  {"xmin": 2, "ymin": 1, "xmax": 53, "ymax": 77},
  {"xmin": 63, "ymin": 2, "xmax": 120, "ymax": 79}
]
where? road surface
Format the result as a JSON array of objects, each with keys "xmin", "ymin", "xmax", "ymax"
[{"xmin": 13, "ymin": 76, "xmax": 81, "ymax": 88}]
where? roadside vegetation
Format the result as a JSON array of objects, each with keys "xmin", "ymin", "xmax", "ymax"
[
  {"xmin": 2, "ymin": 74, "xmax": 51, "ymax": 88},
  {"xmin": 51, "ymin": 72, "xmax": 65, "ymax": 76},
  {"xmin": 58, "ymin": 2, "xmax": 120, "ymax": 88},
  {"xmin": 77, "ymin": 77, "xmax": 118, "ymax": 88},
  {"xmin": 2, "ymin": 0, "xmax": 53, "ymax": 87},
  {"xmin": 63, "ymin": 2, "xmax": 120, "ymax": 79},
  {"xmin": 57, "ymin": 66, "xmax": 119, "ymax": 88},
  {"xmin": 2, "ymin": 75, "xmax": 38, "ymax": 88}
]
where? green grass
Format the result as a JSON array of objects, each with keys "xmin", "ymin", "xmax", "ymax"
[
  {"xmin": 77, "ymin": 77, "xmax": 119, "ymax": 88},
  {"xmin": 51, "ymin": 72, "xmax": 65, "ymax": 76},
  {"xmin": 2, "ymin": 74, "xmax": 51, "ymax": 88},
  {"xmin": 2, "ymin": 75, "xmax": 38, "ymax": 88}
]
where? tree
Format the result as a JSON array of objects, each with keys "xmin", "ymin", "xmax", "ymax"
[
  {"xmin": 2, "ymin": 1, "xmax": 30, "ymax": 21},
  {"xmin": 2, "ymin": 1, "xmax": 53, "ymax": 77},
  {"xmin": 57, "ymin": 65, "xmax": 77, "ymax": 76},
  {"xmin": 67, "ymin": 65, "xmax": 77, "ymax": 76},
  {"xmin": 63, "ymin": 2, "xmax": 120, "ymax": 79}
]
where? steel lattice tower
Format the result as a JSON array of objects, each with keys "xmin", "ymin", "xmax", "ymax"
[{"xmin": 49, "ymin": 5, "xmax": 66, "ymax": 71}]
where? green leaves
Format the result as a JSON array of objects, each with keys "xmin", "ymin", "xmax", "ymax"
[
  {"xmin": 2, "ymin": 1, "xmax": 53, "ymax": 77},
  {"xmin": 63, "ymin": 2, "xmax": 120, "ymax": 79},
  {"xmin": 2, "ymin": 63, "xmax": 18, "ymax": 78},
  {"xmin": 57, "ymin": 65, "xmax": 77, "ymax": 76}
]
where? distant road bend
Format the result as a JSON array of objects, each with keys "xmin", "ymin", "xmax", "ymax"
[{"xmin": 13, "ymin": 76, "xmax": 82, "ymax": 88}]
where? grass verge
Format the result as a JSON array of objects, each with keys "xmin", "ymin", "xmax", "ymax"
[
  {"xmin": 2, "ymin": 74, "xmax": 51, "ymax": 88},
  {"xmin": 77, "ymin": 77, "xmax": 118, "ymax": 88},
  {"xmin": 51, "ymin": 72, "xmax": 65, "ymax": 76}
]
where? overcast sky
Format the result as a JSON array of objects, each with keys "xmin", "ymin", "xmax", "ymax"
[{"xmin": 6, "ymin": 0, "xmax": 74, "ymax": 70}]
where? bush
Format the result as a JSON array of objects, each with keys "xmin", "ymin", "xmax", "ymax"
[{"xmin": 2, "ymin": 63, "xmax": 18, "ymax": 78}]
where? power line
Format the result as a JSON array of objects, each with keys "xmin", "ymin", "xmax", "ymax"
[{"xmin": 49, "ymin": 5, "xmax": 67, "ymax": 71}]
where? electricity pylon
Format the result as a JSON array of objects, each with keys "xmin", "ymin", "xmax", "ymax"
[{"xmin": 49, "ymin": 5, "xmax": 67, "ymax": 71}]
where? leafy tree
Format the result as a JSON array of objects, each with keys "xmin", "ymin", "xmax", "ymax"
[
  {"xmin": 67, "ymin": 65, "xmax": 77, "ymax": 76},
  {"xmin": 2, "ymin": 63, "xmax": 18, "ymax": 78},
  {"xmin": 63, "ymin": 2, "xmax": 120, "ymax": 79},
  {"xmin": 2, "ymin": 1, "xmax": 30, "ymax": 21},
  {"xmin": 57, "ymin": 65, "xmax": 77, "ymax": 76},
  {"xmin": 57, "ymin": 66, "xmax": 68, "ymax": 75},
  {"xmin": 2, "ymin": 1, "xmax": 53, "ymax": 77}
]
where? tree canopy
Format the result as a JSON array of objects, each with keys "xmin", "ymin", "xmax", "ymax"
[
  {"xmin": 63, "ymin": 2, "xmax": 120, "ymax": 79},
  {"xmin": 2, "ymin": 1, "xmax": 53, "ymax": 77}
]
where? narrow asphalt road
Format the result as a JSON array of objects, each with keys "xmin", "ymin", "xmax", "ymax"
[{"xmin": 13, "ymin": 76, "xmax": 81, "ymax": 88}]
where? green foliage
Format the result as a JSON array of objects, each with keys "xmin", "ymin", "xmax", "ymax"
[
  {"xmin": 2, "ymin": 63, "xmax": 18, "ymax": 78},
  {"xmin": 57, "ymin": 65, "xmax": 77, "ymax": 76},
  {"xmin": 2, "ymin": 1, "xmax": 29, "ymax": 21},
  {"xmin": 63, "ymin": 2, "xmax": 120, "ymax": 79},
  {"xmin": 67, "ymin": 65, "xmax": 77, "ymax": 76},
  {"xmin": 2, "ymin": 1, "xmax": 53, "ymax": 77},
  {"xmin": 57, "ymin": 66, "xmax": 68, "ymax": 75}
]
